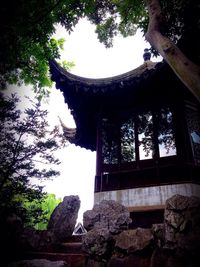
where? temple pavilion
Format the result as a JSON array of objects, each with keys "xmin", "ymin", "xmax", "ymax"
[{"xmin": 50, "ymin": 50, "xmax": 200, "ymax": 227}]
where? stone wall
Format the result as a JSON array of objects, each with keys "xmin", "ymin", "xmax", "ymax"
[{"xmin": 94, "ymin": 183, "xmax": 200, "ymax": 211}]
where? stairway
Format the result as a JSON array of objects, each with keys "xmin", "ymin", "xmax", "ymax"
[{"xmin": 20, "ymin": 236, "xmax": 88, "ymax": 267}]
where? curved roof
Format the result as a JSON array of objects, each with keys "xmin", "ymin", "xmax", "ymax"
[
  {"xmin": 49, "ymin": 59, "xmax": 165, "ymax": 150},
  {"xmin": 49, "ymin": 59, "xmax": 161, "ymax": 92}
]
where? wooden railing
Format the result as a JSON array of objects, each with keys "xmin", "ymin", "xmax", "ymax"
[{"xmin": 95, "ymin": 159, "xmax": 200, "ymax": 192}]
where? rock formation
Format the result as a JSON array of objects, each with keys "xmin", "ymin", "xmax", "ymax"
[
  {"xmin": 17, "ymin": 195, "xmax": 81, "ymax": 251},
  {"xmin": 48, "ymin": 195, "xmax": 80, "ymax": 242},
  {"xmin": 1, "ymin": 195, "xmax": 80, "ymax": 265},
  {"xmin": 82, "ymin": 195, "xmax": 200, "ymax": 267},
  {"xmin": 164, "ymin": 194, "xmax": 200, "ymax": 251},
  {"xmin": 114, "ymin": 228, "xmax": 153, "ymax": 253},
  {"xmin": 82, "ymin": 200, "xmax": 132, "ymax": 263},
  {"xmin": 83, "ymin": 200, "xmax": 132, "ymax": 233},
  {"xmin": 2, "ymin": 194, "xmax": 200, "ymax": 267},
  {"xmin": 150, "ymin": 194, "xmax": 200, "ymax": 267}
]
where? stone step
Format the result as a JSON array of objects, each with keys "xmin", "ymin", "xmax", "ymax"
[
  {"xmin": 55, "ymin": 242, "xmax": 82, "ymax": 254},
  {"xmin": 65, "ymin": 235, "xmax": 83, "ymax": 243},
  {"xmin": 22, "ymin": 251, "xmax": 87, "ymax": 267}
]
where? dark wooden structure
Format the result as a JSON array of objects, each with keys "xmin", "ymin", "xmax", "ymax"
[{"xmin": 50, "ymin": 54, "xmax": 200, "ymax": 227}]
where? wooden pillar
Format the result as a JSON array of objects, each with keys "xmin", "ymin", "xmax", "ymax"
[{"xmin": 96, "ymin": 120, "xmax": 102, "ymax": 177}]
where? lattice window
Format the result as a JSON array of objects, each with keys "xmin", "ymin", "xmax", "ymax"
[
  {"xmin": 102, "ymin": 119, "xmax": 119, "ymax": 164},
  {"xmin": 158, "ymin": 107, "xmax": 176, "ymax": 157},
  {"xmin": 101, "ymin": 107, "xmax": 177, "ymax": 165},
  {"xmin": 186, "ymin": 106, "xmax": 200, "ymax": 164},
  {"xmin": 121, "ymin": 118, "xmax": 135, "ymax": 163}
]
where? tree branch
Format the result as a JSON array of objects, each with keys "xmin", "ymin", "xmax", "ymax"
[{"xmin": 145, "ymin": 0, "xmax": 200, "ymax": 102}]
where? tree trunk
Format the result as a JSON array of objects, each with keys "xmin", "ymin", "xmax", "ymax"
[{"xmin": 145, "ymin": 0, "xmax": 200, "ymax": 103}]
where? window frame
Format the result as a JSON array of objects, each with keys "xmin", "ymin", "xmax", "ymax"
[{"xmin": 100, "ymin": 106, "xmax": 177, "ymax": 173}]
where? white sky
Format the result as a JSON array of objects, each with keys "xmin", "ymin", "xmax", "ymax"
[
  {"xmin": 54, "ymin": 18, "xmax": 154, "ymax": 78},
  {"xmin": 8, "ymin": 18, "xmax": 162, "ymax": 223}
]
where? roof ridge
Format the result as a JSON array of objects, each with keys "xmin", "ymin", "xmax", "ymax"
[{"xmin": 49, "ymin": 60, "xmax": 163, "ymax": 85}]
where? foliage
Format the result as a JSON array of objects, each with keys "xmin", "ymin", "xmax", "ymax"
[
  {"xmin": 0, "ymin": 1, "xmax": 76, "ymax": 95},
  {"xmin": 0, "ymin": 92, "xmax": 67, "ymax": 225},
  {"xmin": 84, "ymin": 0, "xmax": 200, "ymax": 60},
  {"xmin": 159, "ymin": 0, "xmax": 200, "ymax": 63},
  {"xmin": 23, "ymin": 193, "xmax": 61, "ymax": 230},
  {"xmin": 1, "ymin": 1, "xmax": 199, "ymax": 95},
  {"xmin": 85, "ymin": 0, "xmax": 146, "ymax": 48}
]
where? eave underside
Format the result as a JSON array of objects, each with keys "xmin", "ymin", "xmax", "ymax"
[{"xmin": 49, "ymin": 60, "xmax": 196, "ymax": 150}]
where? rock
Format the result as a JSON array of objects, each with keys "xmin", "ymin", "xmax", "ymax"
[
  {"xmin": 150, "ymin": 248, "xmax": 185, "ymax": 267},
  {"xmin": 7, "ymin": 259, "xmax": 67, "ymax": 267},
  {"xmin": 166, "ymin": 194, "xmax": 189, "ymax": 211},
  {"xmin": 151, "ymin": 223, "xmax": 165, "ymax": 247},
  {"xmin": 5, "ymin": 213, "xmax": 23, "ymax": 236},
  {"xmin": 17, "ymin": 227, "xmax": 56, "ymax": 251},
  {"xmin": 83, "ymin": 195, "xmax": 200, "ymax": 267},
  {"xmin": 82, "ymin": 227, "xmax": 114, "ymax": 261},
  {"xmin": 0, "ymin": 213, "xmax": 24, "ymax": 264},
  {"xmin": 151, "ymin": 195, "xmax": 200, "ymax": 267},
  {"xmin": 164, "ymin": 194, "xmax": 200, "ymax": 252},
  {"xmin": 48, "ymin": 195, "xmax": 80, "ymax": 242},
  {"xmin": 83, "ymin": 200, "xmax": 132, "ymax": 234},
  {"xmin": 82, "ymin": 200, "xmax": 132, "ymax": 263},
  {"xmin": 114, "ymin": 228, "xmax": 153, "ymax": 253},
  {"xmin": 108, "ymin": 255, "xmax": 150, "ymax": 267},
  {"xmin": 0, "ymin": 213, "xmax": 23, "ymax": 248},
  {"xmin": 85, "ymin": 259, "xmax": 107, "ymax": 267}
]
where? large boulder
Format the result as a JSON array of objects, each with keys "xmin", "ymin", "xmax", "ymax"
[
  {"xmin": 164, "ymin": 194, "xmax": 200, "ymax": 252},
  {"xmin": 0, "ymin": 213, "xmax": 24, "ymax": 264},
  {"xmin": 82, "ymin": 227, "xmax": 114, "ymax": 261},
  {"xmin": 82, "ymin": 200, "xmax": 132, "ymax": 263},
  {"xmin": 151, "ymin": 223, "xmax": 165, "ymax": 247},
  {"xmin": 83, "ymin": 200, "xmax": 132, "ymax": 234},
  {"xmin": 114, "ymin": 228, "xmax": 153, "ymax": 253},
  {"xmin": 151, "ymin": 194, "xmax": 200, "ymax": 267},
  {"xmin": 83, "ymin": 228, "xmax": 153, "ymax": 265},
  {"xmin": 83, "ymin": 195, "xmax": 200, "ymax": 267},
  {"xmin": 48, "ymin": 195, "xmax": 80, "ymax": 242},
  {"xmin": 17, "ymin": 227, "xmax": 56, "ymax": 251}
]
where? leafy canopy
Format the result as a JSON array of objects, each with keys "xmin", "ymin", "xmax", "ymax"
[
  {"xmin": 0, "ymin": 92, "xmax": 67, "ymax": 225},
  {"xmin": 23, "ymin": 193, "xmax": 61, "ymax": 230},
  {"xmin": 84, "ymin": 0, "xmax": 200, "ymax": 61},
  {"xmin": 1, "ymin": 0, "xmax": 199, "ymax": 95},
  {"xmin": 0, "ymin": 1, "xmax": 76, "ymax": 95}
]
